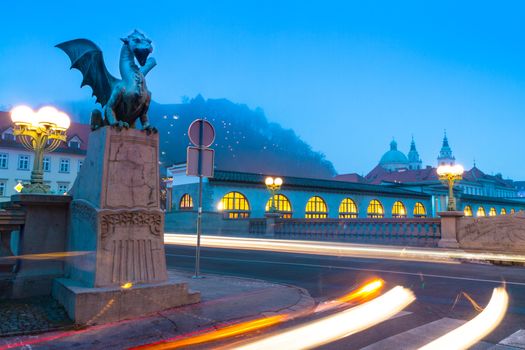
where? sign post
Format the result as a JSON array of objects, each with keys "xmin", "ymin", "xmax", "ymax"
[{"xmin": 187, "ymin": 119, "xmax": 215, "ymax": 278}]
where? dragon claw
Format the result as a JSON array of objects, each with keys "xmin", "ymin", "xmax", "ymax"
[
  {"xmin": 142, "ymin": 124, "xmax": 157, "ymax": 135},
  {"xmin": 111, "ymin": 121, "xmax": 129, "ymax": 131}
]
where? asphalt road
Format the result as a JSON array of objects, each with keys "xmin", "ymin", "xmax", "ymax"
[{"xmin": 165, "ymin": 244, "xmax": 525, "ymax": 349}]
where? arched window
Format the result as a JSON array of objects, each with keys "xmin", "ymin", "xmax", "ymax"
[
  {"xmin": 367, "ymin": 199, "xmax": 384, "ymax": 218},
  {"xmin": 265, "ymin": 194, "xmax": 292, "ymax": 218},
  {"xmin": 339, "ymin": 198, "xmax": 358, "ymax": 219},
  {"xmin": 179, "ymin": 194, "xmax": 193, "ymax": 210},
  {"xmin": 218, "ymin": 192, "xmax": 250, "ymax": 219},
  {"xmin": 464, "ymin": 205, "xmax": 473, "ymax": 217},
  {"xmin": 305, "ymin": 196, "xmax": 328, "ymax": 219},
  {"xmin": 489, "ymin": 207, "xmax": 497, "ymax": 217},
  {"xmin": 413, "ymin": 202, "xmax": 426, "ymax": 218},
  {"xmin": 501, "ymin": 208, "xmax": 507, "ymax": 215},
  {"xmin": 392, "ymin": 201, "xmax": 407, "ymax": 218},
  {"xmin": 476, "ymin": 206, "xmax": 486, "ymax": 217},
  {"xmin": 510, "ymin": 208, "xmax": 515, "ymax": 214}
]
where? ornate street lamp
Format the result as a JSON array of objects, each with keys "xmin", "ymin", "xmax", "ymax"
[
  {"xmin": 265, "ymin": 176, "xmax": 283, "ymax": 213},
  {"xmin": 10, "ymin": 106, "xmax": 70, "ymax": 193},
  {"xmin": 437, "ymin": 164, "xmax": 464, "ymax": 211}
]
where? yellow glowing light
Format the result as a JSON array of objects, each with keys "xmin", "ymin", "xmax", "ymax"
[
  {"xmin": 437, "ymin": 164, "xmax": 464, "ymax": 177},
  {"xmin": 10, "ymin": 105, "xmax": 35, "ymax": 125},
  {"xmin": 274, "ymin": 177, "xmax": 283, "ymax": 186},
  {"xmin": 36, "ymin": 106, "xmax": 59, "ymax": 127},
  {"xmin": 419, "ymin": 287, "xmax": 508, "ymax": 350},
  {"xmin": 141, "ymin": 315, "xmax": 287, "ymax": 350},
  {"xmin": 14, "ymin": 182, "xmax": 24, "ymax": 193},
  {"xmin": 235, "ymin": 286, "xmax": 415, "ymax": 350},
  {"xmin": 265, "ymin": 177, "xmax": 274, "ymax": 186},
  {"xmin": 217, "ymin": 201, "xmax": 224, "ymax": 211},
  {"xmin": 54, "ymin": 111, "xmax": 71, "ymax": 130},
  {"xmin": 121, "ymin": 282, "xmax": 133, "ymax": 289},
  {"xmin": 163, "ymin": 234, "xmax": 525, "ymax": 265},
  {"xmin": 316, "ymin": 278, "xmax": 385, "ymax": 313}
]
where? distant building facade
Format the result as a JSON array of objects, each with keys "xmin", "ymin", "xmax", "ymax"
[
  {"xmin": 339, "ymin": 133, "xmax": 523, "ymax": 216},
  {"xmin": 0, "ymin": 111, "xmax": 90, "ymax": 200}
]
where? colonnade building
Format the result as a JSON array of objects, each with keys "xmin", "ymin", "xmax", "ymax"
[{"xmin": 166, "ymin": 133, "xmax": 525, "ymax": 221}]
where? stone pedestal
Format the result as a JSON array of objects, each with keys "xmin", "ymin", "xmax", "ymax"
[
  {"xmin": 438, "ymin": 211, "xmax": 464, "ymax": 248},
  {"xmin": 264, "ymin": 212, "xmax": 281, "ymax": 237},
  {"xmin": 53, "ymin": 127, "xmax": 199, "ymax": 324},
  {"xmin": 9, "ymin": 194, "xmax": 71, "ymax": 298}
]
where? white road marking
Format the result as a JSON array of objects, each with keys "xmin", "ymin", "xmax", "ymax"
[
  {"xmin": 360, "ymin": 318, "xmax": 466, "ymax": 350},
  {"xmin": 166, "ymin": 253, "xmax": 525, "ymax": 286},
  {"xmin": 498, "ymin": 329, "xmax": 525, "ymax": 348}
]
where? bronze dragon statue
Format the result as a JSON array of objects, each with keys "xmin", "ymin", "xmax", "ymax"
[{"xmin": 56, "ymin": 30, "xmax": 157, "ymax": 133}]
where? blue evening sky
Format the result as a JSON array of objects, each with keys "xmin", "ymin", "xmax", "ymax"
[{"xmin": 1, "ymin": 1, "xmax": 524, "ymax": 178}]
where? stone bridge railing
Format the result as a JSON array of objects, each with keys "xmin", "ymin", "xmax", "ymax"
[
  {"xmin": 249, "ymin": 218, "xmax": 441, "ymax": 246},
  {"xmin": 0, "ymin": 203, "xmax": 26, "ymax": 298}
]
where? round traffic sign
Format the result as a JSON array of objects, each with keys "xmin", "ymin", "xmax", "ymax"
[{"xmin": 188, "ymin": 119, "xmax": 215, "ymax": 147}]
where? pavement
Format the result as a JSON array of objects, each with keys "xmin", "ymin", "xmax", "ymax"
[{"xmin": 0, "ymin": 270, "xmax": 314, "ymax": 350}]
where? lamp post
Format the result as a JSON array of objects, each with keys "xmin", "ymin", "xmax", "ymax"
[
  {"xmin": 10, "ymin": 106, "xmax": 70, "ymax": 193},
  {"xmin": 265, "ymin": 176, "xmax": 283, "ymax": 213},
  {"xmin": 437, "ymin": 164, "xmax": 464, "ymax": 211}
]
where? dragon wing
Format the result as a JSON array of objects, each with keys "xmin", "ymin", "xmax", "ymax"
[{"xmin": 56, "ymin": 39, "xmax": 119, "ymax": 107}]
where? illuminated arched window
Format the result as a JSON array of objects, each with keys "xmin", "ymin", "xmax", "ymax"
[
  {"xmin": 265, "ymin": 194, "xmax": 292, "ymax": 218},
  {"xmin": 501, "ymin": 208, "xmax": 507, "ymax": 215},
  {"xmin": 339, "ymin": 198, "xmax": 358, "ymax": 219},
  {"xmin": 489, "ymin": 207, "xmax": 497, "ymax": 217},
  {"xmin": 218, "ymin": 192, "xmax": 250, "ymax": 219},
  {"xmin": 179, "ymin": 194, "xmax": 193, "ymax": 210},
  {"xmin": 510, "ymin": 208, "xmax": 515, "ymax": 214},
  {"xmin": 367, "ymin": 199, "xmax": 384, "ymax": 218},
  {"xmin": 305, "ymin": 196, "xmax": 328, "ymax": 219},
  {"xmin": 464, "ymin": 205, "xmax": 473, "ymax": 217},
  {"xmin": 413, "ymin": 202, "xmax": 426, "ymax": 218},
  {"xmin": 476, "ymin": 206, "xmax": 486, "ymax": 217},
  {"xmin": 392, "ymin": 201, "xmax": 407, "ymax": 218}
]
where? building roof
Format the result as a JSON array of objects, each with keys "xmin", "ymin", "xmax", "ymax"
[
  {"xmin": 379, "ymin": 139, "xmax": 408, "ymax": 167},
  {"xmin": 209, "ymin": 169, "xmax": 430, "ymax": 198},
  {"xmin": 462, "ymin": 166, "xmax": 515, "ymax": 189},
  {"xmin": 460, "ymin": 194, "xmax": 525, "ymax": 206},
  {"xmin": 333, "ymin": 173, "xmax": 365, "ymax": 183},
  {"xmin": 0, "ymin": 111, "xmax": 90, "ymax": 154},
  {"xmin": 365, "ymin": 164, "xmax": 439, "ymax": 185}
]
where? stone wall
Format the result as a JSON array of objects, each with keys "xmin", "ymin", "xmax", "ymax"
[{"xmin": 457, "ymin": 211, "xmax": 525, "ymax": 253}]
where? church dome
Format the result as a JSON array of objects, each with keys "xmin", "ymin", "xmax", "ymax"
[{"xmin": 379, "ymin": 140, "xmax": 409, "ymax": 171}]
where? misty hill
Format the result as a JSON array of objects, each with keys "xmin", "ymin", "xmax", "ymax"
[{"xmin": 62, "ymin": 95, "xmax": 337, "ymax": 178}]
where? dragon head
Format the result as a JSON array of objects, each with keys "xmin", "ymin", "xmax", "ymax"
[{"xmin": 121, "ymin": 30, "xmax": 153, "ymax": 66}]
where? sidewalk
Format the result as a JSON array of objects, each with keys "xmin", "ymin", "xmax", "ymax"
[{"xmin": 0, "ymin": 270, "xmax": 314, "ymax": 350}]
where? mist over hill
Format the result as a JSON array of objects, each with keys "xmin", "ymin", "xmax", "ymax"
[{"xmin": 59, "ymin": 95, "xmax": 337, "ymax": 178}]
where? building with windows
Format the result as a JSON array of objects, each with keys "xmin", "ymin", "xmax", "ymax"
[
  {"xmin": 0, "ymin": 111, "xmax": 90, "ymax": 200},
  {"xmin": 339, "ymin": 133, "xmax": 524, "ymax": 216},
  {"xmin": 166, "ymin": 132, "xmax": 525, "ymax": 222}
]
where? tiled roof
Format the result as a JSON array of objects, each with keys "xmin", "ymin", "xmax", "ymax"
[
  {"xmin": 462, "ymin": 166, "xmax": 514, "ymax": 189},
  {"xmin": 333, "ymin": 173, "xmax": 365, "ymax": 183},
  {"xmin": 0, "ymin": 111, "xmax": 90, "ymax": 153},
  {"xmin": 364, "ymin": 165, "xmax": 439, "ymax": 184},
  {"xmin": 209, "ymin": 170, "xmax": 430, "ymax": 198}
]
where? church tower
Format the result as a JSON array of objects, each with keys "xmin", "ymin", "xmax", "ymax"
[
  {"xmin": 437, "ymin": 131, "xmax": 455, "ymax": 166},
  {"xmin": 407, "ymin": 137, "xmax": 422, "ymax": 170}
]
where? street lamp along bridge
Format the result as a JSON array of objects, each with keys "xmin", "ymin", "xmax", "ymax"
[{"xmin": 10, "ymin": 105, "xmax": 70, "ymax": 193}]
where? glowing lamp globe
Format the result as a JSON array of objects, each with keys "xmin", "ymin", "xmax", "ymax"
[
  {"xmin": 36, "ymin": 106, "xmax": 60, "ymax": 127},
  {"xmin": 274, "ymin": 177, "xmax": 283, "ymax": 186},
  {"xmin": 265, "ymin": 177, "xmax": 274, "ymax": 186},
  {"xmin": 54, "ymin": 111, "xmax": 71, "ymax": 130},
  {"xmin": 10, "ymin": 105, "xmax": 35, "ymax": 125}
]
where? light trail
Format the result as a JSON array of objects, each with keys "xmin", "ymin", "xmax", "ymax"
[
  {"xmin": 418, "ymin": 287, "xmax": 509, "ymax": 350},
  {"xmin": 133, "ymin": 279, "xmax": 385, "ymax": 350},
  {"xmin": 0, "ymin": 251, "xmax": 91, "ymax": 261},
  {"xmin": 135, "ymin": 315, "xmax": 287, "ymax": 350},
  {"xmin": 229, "ymin": 286, "xmax": 415, "ymax": 350},
  {"xmin": 164, "ymin": 233, "xmax": 525, "ymax": 264}
]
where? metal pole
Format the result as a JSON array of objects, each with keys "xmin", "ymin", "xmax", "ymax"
[{"xmin": 194, "ymin": 120, "xmax": 204, "ymax": 278}]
